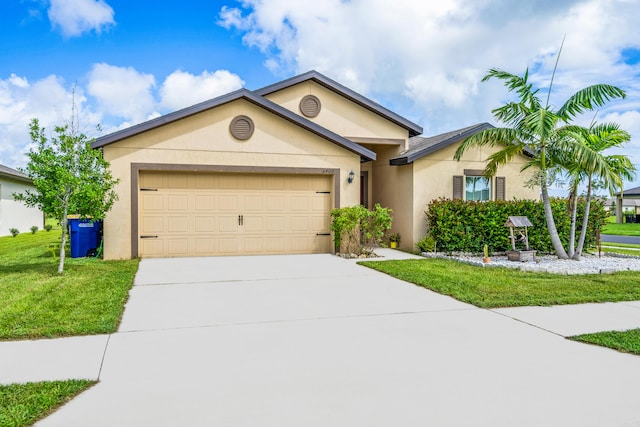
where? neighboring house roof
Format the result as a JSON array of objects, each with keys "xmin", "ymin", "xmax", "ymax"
[
  {"xmin": 390, "ymin": 123, "xmax": 494, "ymax": 165},
  {"xmin": 255, "ymin": 70, "xmax": 423, "ymax": 138},
  {"xmin": 0, "ymin": 164, "xmax": 32, "ymax": 184},
  {"xmin": 615, "ymin": 186, "xmax": 640, "ymax": 197},
  {"xmin": 91, "ymin": 87, "xmax": 376, "ymax": 161}
]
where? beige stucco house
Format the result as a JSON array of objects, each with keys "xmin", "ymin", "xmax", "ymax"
[
  {"xmin": 0, "ymin": 164, "xmax": 43, "ymax": 236},
  {"xmin": 92, "ymin": 71, "xmax": 538, "ymax": 260}
]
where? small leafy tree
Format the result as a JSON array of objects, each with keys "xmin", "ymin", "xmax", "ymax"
[
  {"xmin": 14, "ymin": 118, "xmax": 118, "ymax": 273},
  {"xmin": 331, "ymin": 204, "xmax": 393, "ymax": 255}
]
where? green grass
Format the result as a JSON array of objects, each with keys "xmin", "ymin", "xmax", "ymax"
[
  {"xmin": 600, "ymin": 248, "xmax": 640, "ymax": 256},
  {"xmin": 602, "ymin": 220, "xmax": 640, "ymax": 236},
  {"xmin": 359, "ymin": 258, "xmax": 640, "ymax": 308},
  {"xmin": 570, "ymin": 329, "xmax": 640, "ymax": 356},
  {"xmin": 601, "ymin": 241, "xmax": 640, "ymax": 249},
  {"xmin": 0, "ymin": 229, "xmax": 139, "ymax": 340},
  {"xmin": 0, "ymin": 380, "xmax": 95, "ymax": 427}
]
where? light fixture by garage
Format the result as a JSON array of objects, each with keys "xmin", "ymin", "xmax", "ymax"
[{"xmin": 347, "ymin": 170, "xmax": 355, "ymax": 184}]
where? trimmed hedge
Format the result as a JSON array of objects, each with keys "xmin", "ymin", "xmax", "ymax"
[{"xmin": 425, "ymin": 198, "xmax": 606, "ymax": 255}]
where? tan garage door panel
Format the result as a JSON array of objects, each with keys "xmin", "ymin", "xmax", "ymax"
[{"xmin": 138, "ymin": 172, "xmax": 333, "ymax": 257}]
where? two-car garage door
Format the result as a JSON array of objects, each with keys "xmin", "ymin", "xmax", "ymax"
[{"xmin": 138, "ymin": 171, "xmax": 333, "ymax": 258}]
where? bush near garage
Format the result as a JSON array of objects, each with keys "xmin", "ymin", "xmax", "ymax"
[{"xmin": 425, "ymin": 198, "xmax": 606, "ymax": 255}]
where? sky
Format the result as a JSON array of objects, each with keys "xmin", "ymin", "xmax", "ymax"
[{"xmin": 2, "ymin": 0, "xmax": 640, "ymax": 195}]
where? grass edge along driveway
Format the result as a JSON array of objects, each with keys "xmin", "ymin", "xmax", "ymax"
[
  {"xmin": 359, "ymin": 258, "xmax": 640, "ymax": 308},
  {"xmin": 0, "ymin": 231, "xmax": 139, "ymax": 340},
  {"xmin": 0, "ymin": 380, "xmax": 96, "ymax": 427},
  {"xmin": 570, "ymin": 329, "xmax": 640, "ymax": 356}
]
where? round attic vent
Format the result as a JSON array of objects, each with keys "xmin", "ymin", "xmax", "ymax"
[
  {"xmin": 229, "ymin": 115, "xmax": 254, "ymax": 140},
  {"xmin": 299, "ymin": 95, "xmax": 321, "ymax": 118}
]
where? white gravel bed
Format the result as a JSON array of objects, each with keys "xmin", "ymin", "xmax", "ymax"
[{"xmin": 421, "ymin": 252, "xmax": 640, "ymax": 275}]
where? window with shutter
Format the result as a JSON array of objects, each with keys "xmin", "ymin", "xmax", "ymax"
[
  {"xmin": 453, "ymin": 175, "xmax": 463, "ymax": 200},
  {"xmin": 495, "ymin": 177, "xmax": 506, "ymax": 200}
]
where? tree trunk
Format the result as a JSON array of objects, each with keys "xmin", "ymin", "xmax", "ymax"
[
  {"xmin": 567, "ymin": 184, "xmax": 578, "ymax": 259},
  {"xmin": 58, "ymin": 219, "xmax": 67, "ymax": 274},
  {"xmin": 574, "ymin": 177, "xmax": 593, "ymax": 260},
  {"xmin": 58, "ymin": 203, "xmax": 69, "ymax": 274},
  {"xmin": 541, "ymin": 180, "xmax": 569, "ymax": 259}
]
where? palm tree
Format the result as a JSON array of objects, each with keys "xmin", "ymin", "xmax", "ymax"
[
  {"xmin": 454, "ymin": 66, "xmax": 626, "ymax": 259},
  {"xmin": 558, "ymin": 123, "xmax": 635, "ymax": 259}
]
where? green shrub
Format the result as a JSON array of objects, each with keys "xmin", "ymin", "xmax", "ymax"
[
  {"xmin": 331, "ymin": 204, "xmax": 392, "ymax": 254},
  {"xmin": 425, "ymin": 197, "xmax": 605, "ymax": 254},
  {"xmin": 416, "ymin": 235, "xmax": 436, "ymax": 253},
  {"xmin": 9, "ymin": 228, "xmax": 19, "ymax": 237},
  {"xmin": 44, "ymin": 224, "xmax": 53, "ymax": 232},
  {"xmin": 30, "ymin": 226, "xmax": 39, "ymax": 234}
]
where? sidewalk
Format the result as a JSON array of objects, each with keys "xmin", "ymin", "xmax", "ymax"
[{"xmin": 493, "ymin": 300, "xmax": 640, "ymax": 337}]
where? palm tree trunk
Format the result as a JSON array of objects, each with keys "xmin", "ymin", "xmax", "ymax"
[
  {"xmin": 574, "ymin": 177, "xmax": 593, "ymax": 260},
  {"xmin": 541, "ymin": 181, "xmax": 569, "ymax": 259},
  {"xmin": 567, "ymin": 184, "xmax": 578, "ymax": 258}
]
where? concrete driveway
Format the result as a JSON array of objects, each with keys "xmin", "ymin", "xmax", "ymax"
[{"xmin": 37, "ymin": 252, "xmax": 640, "ymax": 426}]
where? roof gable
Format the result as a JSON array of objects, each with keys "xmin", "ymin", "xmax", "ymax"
[
  {"xmin": 255, "ymin": 71, "xmax": 423, "ymax": 137},
  {"xmin": 390, "ymin": 123, "xmax": 494, "ymax": 165},
  {"xmin": 91, "ymin": 88, "xmax": 375, "ymax": 161}
]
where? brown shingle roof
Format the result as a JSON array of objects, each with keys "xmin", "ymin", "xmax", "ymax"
[{"xmin": 390, "ymin": 123, "xmax": 493, "ymax": 165}]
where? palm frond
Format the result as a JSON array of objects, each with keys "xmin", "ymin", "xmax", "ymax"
[
  {"xmin": 453, "ymin": 127, "xmax": 523, "ymax": 161},
  {"xmin": 523, "ymin": 107, "xmax": 559, "ymax": 142},
  {"xmin": 557, "ymin": 84, "xmax": 626, "ymax": 119},
  {"xmin": 483, "ymin": 68, "xmax": 541, "ymax": 110},
  {"xmin": 483, "ymin": 142, "xmax": 525, "ymax": 176}
]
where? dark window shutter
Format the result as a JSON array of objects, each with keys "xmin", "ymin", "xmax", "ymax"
[
  {"xmin": 495, "ymin": 177, "xmax": 506, "ymax": 200},
  {"xmin": 453, "ymin": 176, "xmax": 463, "ymax": 200}
]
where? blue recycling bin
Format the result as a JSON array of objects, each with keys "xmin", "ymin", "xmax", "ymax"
[{"xmin": 68, "ymin": 218, "xmax": 102, "ymax": 258}]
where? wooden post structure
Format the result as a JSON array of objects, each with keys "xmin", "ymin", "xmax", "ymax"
[{"xmin": 505, "ymin": 216, "xmax": 535, "ymax": 262}]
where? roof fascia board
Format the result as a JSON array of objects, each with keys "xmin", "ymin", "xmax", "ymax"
[
  {"xmin": 0, "ymin": 165, "xmax": 32, "ymax": 184},
  {"xmin": 0, "ymin": 172, "xmax": 32, "ymax": 184},
  {"xmin": 91, "ymin": 88, "xmax": 375, "ymax": 161},
  {"xmin": 256, "ymin": 71, "xmax": 423, "ymax": 137}
]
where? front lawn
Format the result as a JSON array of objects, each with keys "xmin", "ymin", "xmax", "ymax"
[
  {"xmin": 602, "ymin": 220, "xmax": 640, "ymax": 236},
  {"xmin": 360, "ymin": 258, "xmax": 640, "ymax": 308},
  {"xmin": 0, "ymin": 380, "xmax": 95, "ymax": 427},
  {"xmin": 570, "ymin": 329, "xmax": 640, "ymax": 356},
  {"xmin": 0, "ymin": 229, "xmax": 139, "ymax": 340}
]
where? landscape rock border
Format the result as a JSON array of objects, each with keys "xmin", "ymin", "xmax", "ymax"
[{"xmin": 420, "ymin": 252, "xmax": 640, "ymax": 275}]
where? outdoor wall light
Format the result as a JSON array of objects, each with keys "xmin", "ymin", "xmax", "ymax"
[{"xmin": 347, "ymin": 170, "xmax": 355, "ymax": 184}]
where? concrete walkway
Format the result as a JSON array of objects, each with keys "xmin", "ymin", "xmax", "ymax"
[{"xmin": 1, "ymin": 249, "xmax": 640, "ymax": 426}]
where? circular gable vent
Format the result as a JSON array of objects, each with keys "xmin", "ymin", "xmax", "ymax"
[
  {"xmin": 229, "ymin": 115, "xmax": 254, "ymax": 140},
  {"xmin": 299, "ymin": 95, "xmax": 321, "ymax": 118}
]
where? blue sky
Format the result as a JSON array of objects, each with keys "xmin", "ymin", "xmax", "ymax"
[{"xmin": 2, "ymin": 0, "xmax": 640, "ymax": 194}]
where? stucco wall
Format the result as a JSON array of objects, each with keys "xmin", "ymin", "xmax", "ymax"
[
  {"xmin": 264, "ymin": 81, "xmax": 409, "ymax": 141},
  {"xmin": 102, "ymin": 98, "xmax": 362, "ymax": 259},
  {"xmin": 0, "ymin": 179, "xmax": 43, "ymax": 236},
  {"xmin": 366, "ymin": 145, "xmax": 414, "ymax": 251},
  {"xmin": 410, "ymin": 142, "xmax": 540, "ymax": 246}
]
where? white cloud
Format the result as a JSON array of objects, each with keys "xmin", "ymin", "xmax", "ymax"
[
  {"xmin": 159, "ymin": 70, "xmax": 245, "ymax": 111},
  {"xmin": 48, "ymin": 0, "xmax": 115, "ymax": 37},
  {"xmin": 218, "ymin": 0, "xmax": 640, "ymax": 189},
  {"xmin": 0, "ymin": 74, "xmax": 101, "ymax": 169},
  {"xmin": 87, "ymin": 63, "xmax": 156, "ymax": 123}
]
